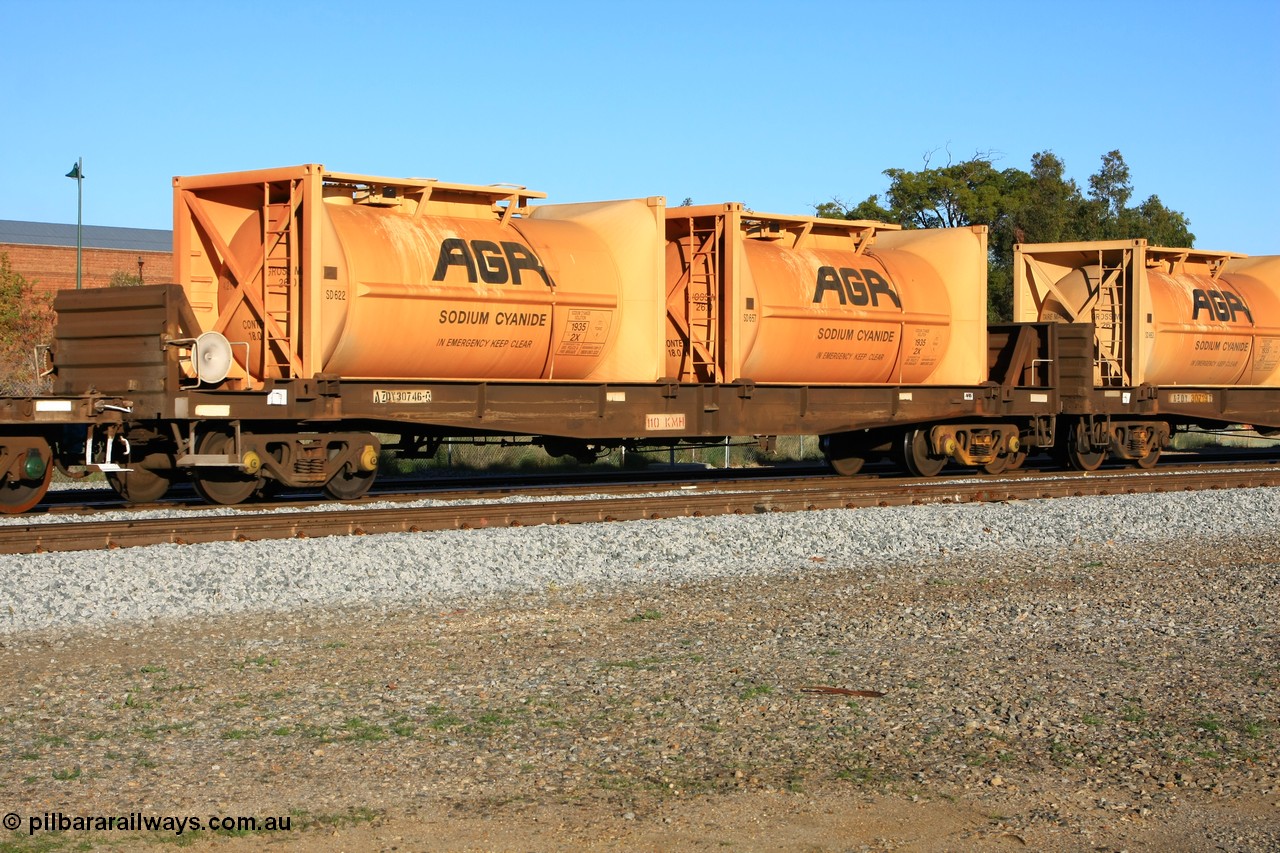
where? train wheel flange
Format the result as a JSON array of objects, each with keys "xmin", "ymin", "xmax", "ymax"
[
  {"xmin": 1133, "ymin": 448, "xmax": 1161, "ymax": 470},
  {"xmin": 982, "ymin": 454, "xmax": 1009, "ymax": 475},
  {"xmin": 824, "ymin": 455, "xmax": 865, "ymax": 473},
  {"xmin": 901, "ymin": 429, "xmax": 946, "ymax": 478},
  {"xmin": 822, "ymin": 433, "xmax": 867, "ymax": 477},
  {"xmin": 323, "ymin": 466, "xmax": 376, "ymax": 501},
  {"xmin": 983, "ymin": 448, "xmax": 1027, "ymax": 475},
  {"xmin": 827, "ymin": 454, "xmax": 865, "ymax": 476},
  {"xmin": 191, "ymin": 431, "xmax": 262, "ymax": 506},
  {"xmin": 0, "ymin": 456, "xmax": 53, "ymax": 514},
  {"xmin": 106, "ymin": 453, "xmax": 173, "ymax": 504},
  {"xmin": 1066, "ymin": 422, "xmax": 1106, "ymax": 472}
]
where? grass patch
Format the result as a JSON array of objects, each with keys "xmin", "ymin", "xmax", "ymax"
[
  {"xmin": 1122, "ymin": 704, "xmax": 1147, "ymax": 723},
  {"xmin": 0, "ymin": 831, "xmax": 86, "ymax": 853},
  {"xmin": 234, "ymin": 655, "xmax": 279, "ymax": 669},
  {"xmin": 602, "ymin": 657, "xmax": 663, "ymax": 670},
  {"xmin": 426, "ymin": 715, "xmax": 464, "ymax": 731},
  {"xmin": 1241, "ymin": 720, "xmax": 1268, "ymax": 738},
  {"xmin": 625, "ymin": 609, "xmax": 664, "ymax": 623},
  {"xmin": 221, "ymin": 729, "xmax": 258, "ymax": 741},
  {"xmin": 341, "ymin": 717, "xmax": 387, "ymax": 742},
  {"xmin": 117, "ymin": 693, "xmax": 154, "ymax": 711},
  {"xmin": 291, "ymin": 806, "xmax": 381, "ymax": 830}
]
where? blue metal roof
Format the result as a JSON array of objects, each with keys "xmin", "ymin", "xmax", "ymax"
[{"xmin": 0, "ymin": 219, "xmax": 171, "ymax": 253}]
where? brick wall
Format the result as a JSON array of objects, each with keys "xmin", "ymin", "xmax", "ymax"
[{"xmin": 0, "ymin": 243, "xmax": 174, "ymax": 294}]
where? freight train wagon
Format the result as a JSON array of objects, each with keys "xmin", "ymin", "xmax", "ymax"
[
  {"xmin": 1013, "ymin": 240, "xmax": 1280, "ymax": 469},
  {"xmin": 32, "ymin": 164, "xmax": 1074, "ymax": 508},
  {"xmin": 0, "ymin": 392, "xmax": 132, "ymax": 512}
]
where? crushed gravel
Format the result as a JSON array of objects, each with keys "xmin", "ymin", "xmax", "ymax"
[{"xmin": 1, "ymin": 487, "xmax": 1277, "ymax": 634}]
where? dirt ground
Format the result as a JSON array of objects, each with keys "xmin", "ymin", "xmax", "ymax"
[
  {"xmin": 186, "ymin": 789, "xmax": 1280, "ymax": 852},
  {"xmin": 2, "ymin": 537, "xmax": 1278, "ymax": 851}
]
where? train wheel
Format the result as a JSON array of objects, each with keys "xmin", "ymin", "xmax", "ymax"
[
  {"xmin": 982, "ymin": 449, "xmax": 1026, "ymax": 475},
  {"xmin": 821, "ymin": 433, "xmax": 866, "ymax": 477},
  {"xmin": 0, "ymin": 451, "xmax": 53, "ymax": 514},
  {"xmin": 191, "ymin": 431, "xmax": 261, "ymax": 506},
  {"xmin": 1066, "ymin": 422, "xmax": 1106, "ymax": 472},
  {"xmin": 827, "ymin": 454, "xmax": 865, "ymax": 476},
  {"xmin": 901, "ymin": 429, "xmax": 946, "ymax": 478},
  {"xmin": 1133, "ymin": 448, "xmax": 1161, "ymax": 470},
  {"xmin": 106, "ymin": 453, "xmax": 172, "ymax": 503},
  {"xmin": 256, "ymin": 479, "xmax": 282, "ymax": 500},
  {"xmin": 323, "ymin": 466, "xmax": 376, "ymax": 501}
]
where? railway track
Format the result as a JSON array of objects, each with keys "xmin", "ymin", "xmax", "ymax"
[{"xmin": 4, "ymin": 460, "xmax": 1277, "ymax": 555}]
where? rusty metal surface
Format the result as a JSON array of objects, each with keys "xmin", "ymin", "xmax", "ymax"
[
  {"xmin": 51, "ymin": 276, "xmax": 1064, "ymax": 438},
  {"xmin": 6, "ymin": 462, "xmax": 1277, "ymax": 555}
]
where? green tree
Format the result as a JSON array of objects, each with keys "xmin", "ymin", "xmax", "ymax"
[
  {"xmin": 1080, "ymin": 150, "xmax": 1193, "ymax": 245},
  {"xmin": 1124, "ymin": 193, "xmax": 1194, "ymax": 247},
  {"xmin": 0, "ymin": 253, "xmax": 56, "ymax": 395},
  {"xmin": 881, "ymin": 153, "xmax": 1012, "ymax": 231},
  {"xmin": 814, "ymin": 196, "xmax": 894, "ymax": 221},
  {"xmin": 1086, "ymin": 149, "xmax": 1133, "ymax": 233}
]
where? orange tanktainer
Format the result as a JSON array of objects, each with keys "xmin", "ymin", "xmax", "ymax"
[
  {"xmin": 1013, "ymin": 240, "xmax": 1280, "ymax": 387},
  {"xmin": 664, "ymin": 204, "xmax": 988, "ymax": 386},
  {"xmin": 172, "ymin": 165, "xmax": 667, "ymax": 385}
]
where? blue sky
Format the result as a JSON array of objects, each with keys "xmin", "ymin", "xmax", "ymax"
[{"xmin": 3, "ymin": 1, "xmax": 1277, "ymax": 253}]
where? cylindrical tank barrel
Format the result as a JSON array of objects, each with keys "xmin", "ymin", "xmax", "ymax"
[
  {"xmin": 734, "ymin": 240, "xmax": 955, "ymax": 383},
  {"xmin": 218, "ymin": 203, "xmax": 626, "ymax": 381}
]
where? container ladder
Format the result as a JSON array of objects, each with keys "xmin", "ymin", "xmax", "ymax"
[
  {"xmin": 259, "ymin": 180, "xmax": 301, "ymax": 379},
  {"xmin": 679, "ymin": 219, "xmax": 722, "ymax": 383},
  {"xmin": 1093, "ymin": 249, "xmax": 1129, "ymax": 386}
]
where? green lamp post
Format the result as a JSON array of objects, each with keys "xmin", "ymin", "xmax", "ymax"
[{"xmin": 65, "ymin": 158, "xmax": 84, "ymax": 289}]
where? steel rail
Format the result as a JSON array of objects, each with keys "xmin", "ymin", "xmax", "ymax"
[
  {"xmin": 4, "ymin": 463, "xmax": 1278, "ymax": 556},
  {"xmin": 38, "ymin": 448, "xmax": 1278, "ymax": 515}
]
